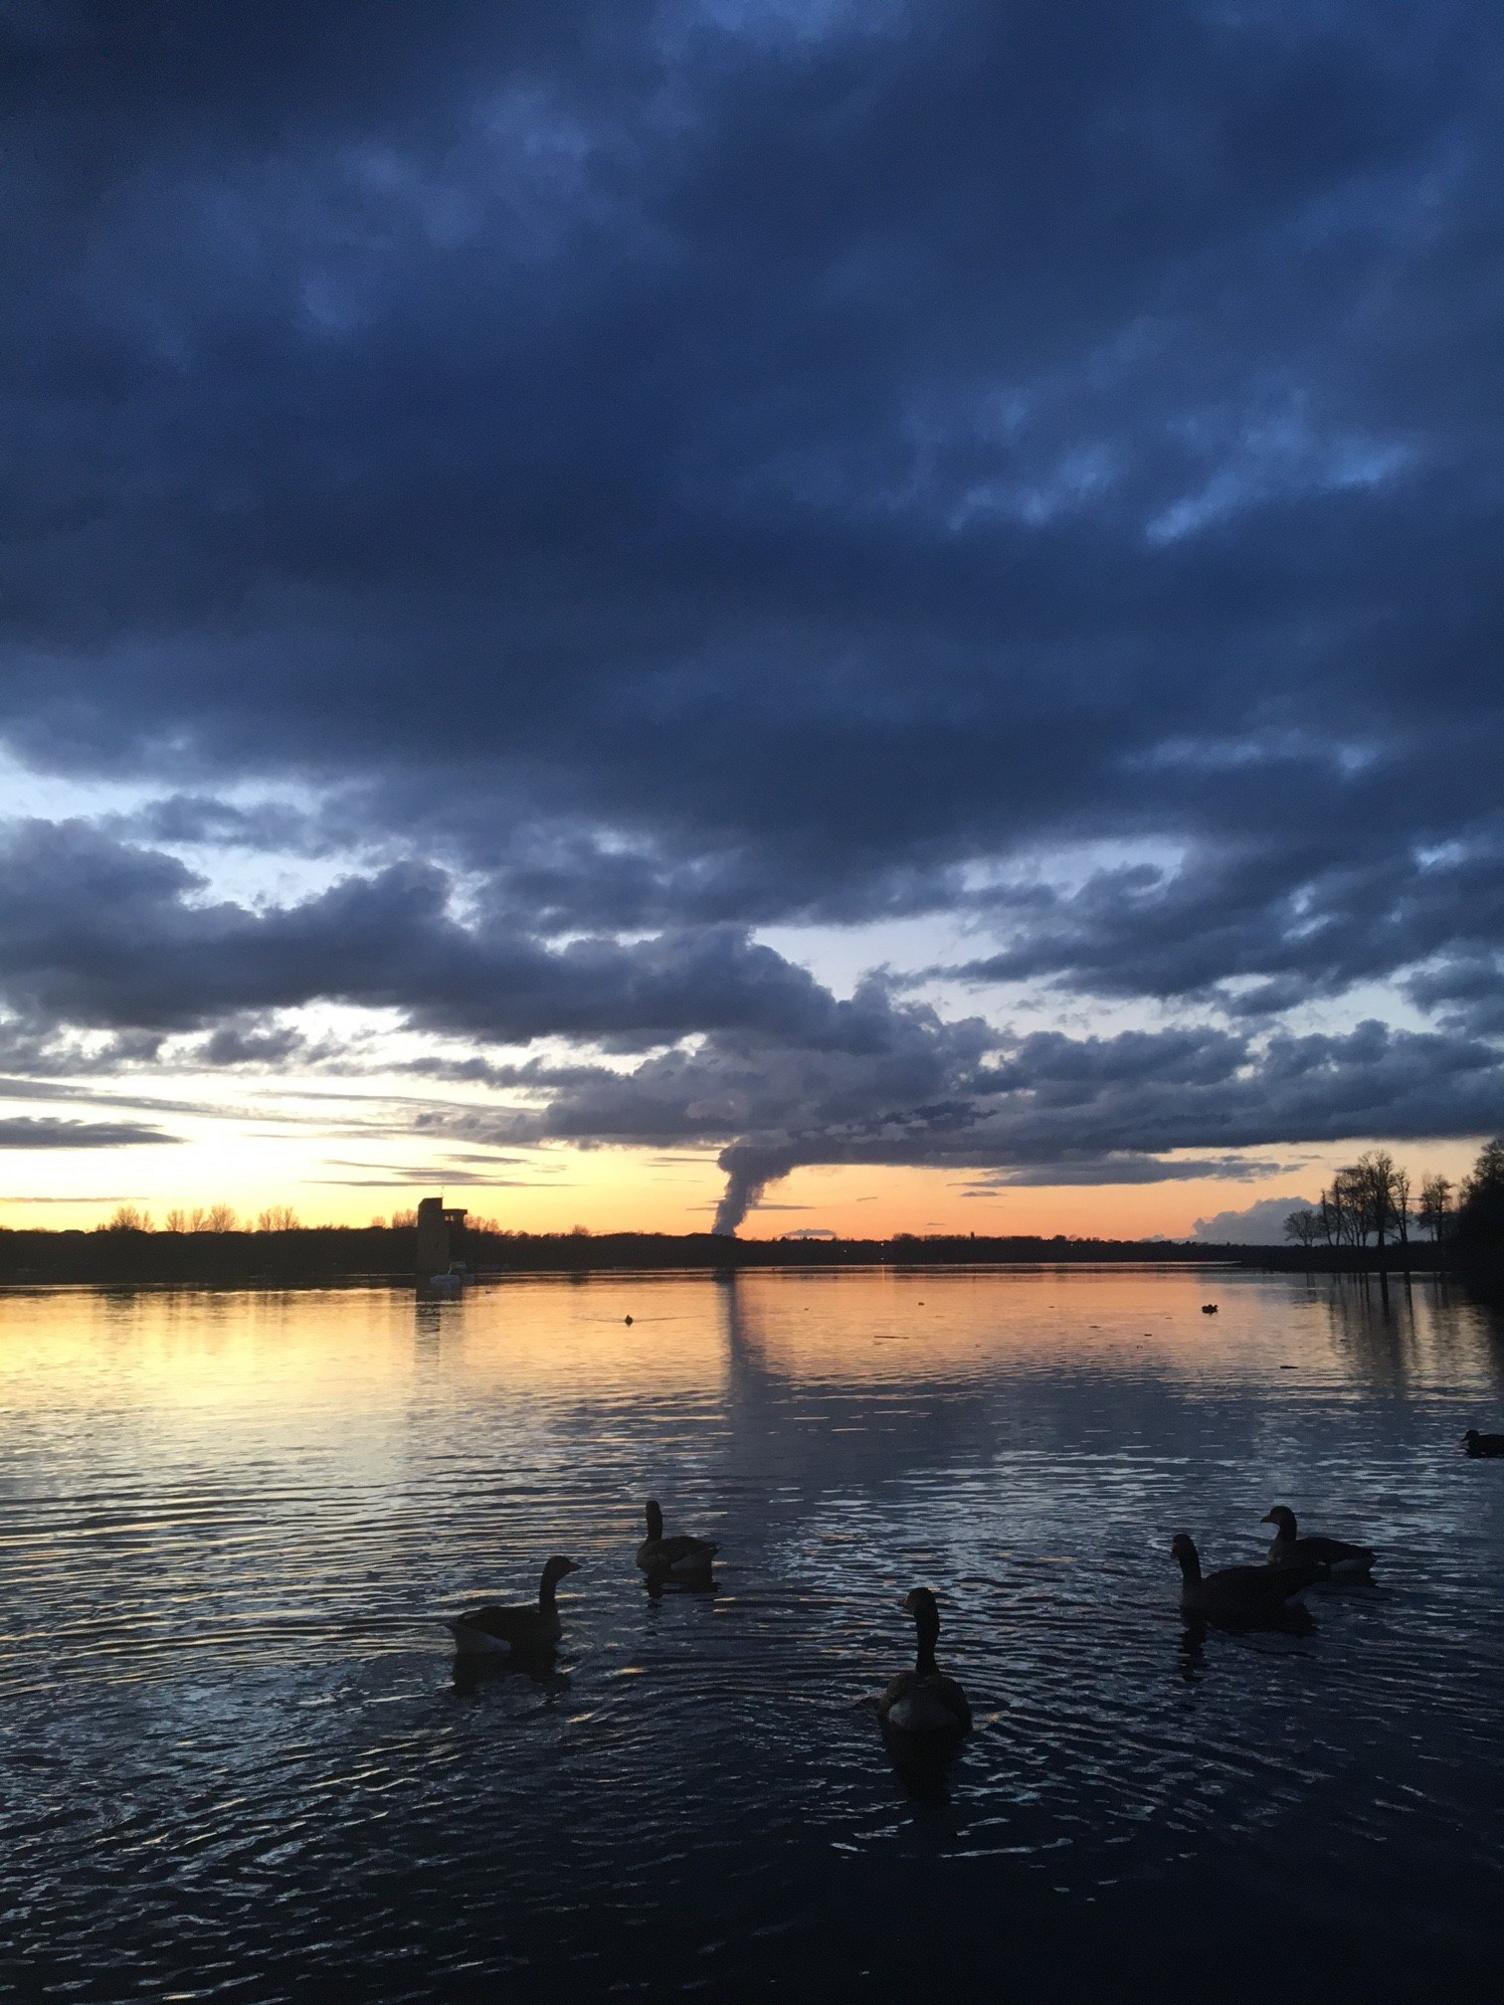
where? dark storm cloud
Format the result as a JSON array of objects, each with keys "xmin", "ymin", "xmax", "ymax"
[
  {"xmin": 4, "ymin": 812, "xmax": 1499, "ymax": 1214},
  {"xmin": 0, "ymin": 820, "xmax": 879, "ymax": 1045},
  {"xmin": 1405, "ymin": 954, "xmax": 1504, "ymax": 1037},
  {"xmin": 109, "ymin": 796, "xmax": 334, "ymax": 855},
  {"xmin": 4, "ymin": 1, "xmax": 1500, "ymax": 908},
  {"xmin": 943, "ymin": 830, "xmax": 1504, "ymax": 1013},
  {"xmin": 430, "ymin": 1006, "xmax": 1504, "ymax": 1226},
  {"xmin": 3, "ymin": 2, "xmax": 1502, "ymax": 1200}
]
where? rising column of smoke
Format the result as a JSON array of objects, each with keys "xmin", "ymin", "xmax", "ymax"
[{"xmin": 711, "ymin": 1141, "xmax": 801, "ymax": 1235}]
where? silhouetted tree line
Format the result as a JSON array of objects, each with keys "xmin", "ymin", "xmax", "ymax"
[
  {"xmin": 0, "ymin": 1210, "xmax": 1470, "ymax": 1284},
  {"xmin": 1283, "ymin": 1138, "xmax": 1504, "ymax": 1262},
  {"xmin": 0, "ymin": 1220, "xmax": 419, "ymax": 1285}
]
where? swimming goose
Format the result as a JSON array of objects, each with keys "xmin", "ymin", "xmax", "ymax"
[
  {"xmin": 1200, "ymin": 1303, "xmax": 1219, "ymax": 1315},
  {"xmin": 1171, "ymin": 1533, "xmax": 1321, "ymax": 1622},
  {"xmin": 878, "ymin": 1588, "xmax": 972, "ymax": 1735},
  {"xmin": 635, "ymin": 1499, "xmax": 718, "ymax": 1576},
  {"xmin": 1262, "ymin": 1505, "xmax": 1375, "ymax": 1575},
  {"xmin": 444, "ymin": 1555, "xmax": 579, "ymax": 1656},
  {"xmin": 1462, "ymin": 1429, "xmax": 1504, "ymax": 1458}
]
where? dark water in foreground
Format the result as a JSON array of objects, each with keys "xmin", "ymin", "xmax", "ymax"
[{"xmin": 2, "ymin": 1266, "xmax": 1502, "ymax": 2002}]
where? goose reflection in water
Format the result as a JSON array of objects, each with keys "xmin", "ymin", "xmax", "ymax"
[
  {"xmin": 450, "ymin": 1651, "xmax": 572, "ymax": 1701},
  {"xmin": 882, "ymin": 1722, "xmax": 964, "ymax": 1805},
  {"xmin": 643, "ymin": 1568, "xmax": 719, "ymax": 1603},
  {"xmin": 1175, "ymin": 1600, "xmax": 1315, "ymax": 1686}
]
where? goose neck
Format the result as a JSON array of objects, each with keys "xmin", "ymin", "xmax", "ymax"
[{"xmin": 913, "ymin": 1617, "xmax": 939, "ymax": 1678}]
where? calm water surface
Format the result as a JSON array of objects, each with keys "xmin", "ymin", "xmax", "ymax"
[{"xmin": 3, "ymin": 1266, "xmax": 1502, "ymax": 2002}]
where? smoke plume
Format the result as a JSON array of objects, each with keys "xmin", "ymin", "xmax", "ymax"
[{"xmin": 711, "ymin": 1142, "xmax": 801, "ymax": 1235}]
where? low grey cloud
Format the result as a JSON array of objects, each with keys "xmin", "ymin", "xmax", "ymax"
[
  {"xmin": 1193, "ymin": 1194, "xmax": 1321, "ymax": 1244},
  {"xmin": 0, "ymin": 1117, "xmax": 179, "ymax": 1149},
  {"xmin": 312, "ymin": 1172, "xmax": 558, "ymax": 1189},
  {"xmin": 957, "ymin": 1156, "xmax": 1294, "ymax": 1191},
  {"xmin": 0, "ymin": 1193, "xmax": 131, "ymax": 1204}
]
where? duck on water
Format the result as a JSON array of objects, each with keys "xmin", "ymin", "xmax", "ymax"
[{"xmin": 445, "ymin": 1555, "xmax": 579, "ymax": 1657}]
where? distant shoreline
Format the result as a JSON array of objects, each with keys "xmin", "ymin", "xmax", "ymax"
[{"xmin": 0, "ymin": 1223, "xmax": 1465, "ymax": 1287}]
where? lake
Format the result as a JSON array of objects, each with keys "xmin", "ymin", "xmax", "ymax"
[{"xmin": 3, "ymin": 1266, "xmax": 1502, "ymax": 2002}]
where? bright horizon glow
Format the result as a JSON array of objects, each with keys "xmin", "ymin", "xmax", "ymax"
[{"xmin": 0, "ymin": 1138, "xmax": 1483, "ymax": 1240}]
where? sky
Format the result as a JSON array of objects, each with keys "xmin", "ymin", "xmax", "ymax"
[{"xmin": 2, "ymin": 0, "xmax": 1501, "ymax": 1243}]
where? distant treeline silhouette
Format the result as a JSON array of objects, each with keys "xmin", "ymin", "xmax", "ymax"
[
  {"xmin": 1282, "ymin": 1138, "xmax": 1504, "ymax": 1256},
  {"xmin": 0, "ymin": 1217, "xmax": 1473, "ymax": 1286}
]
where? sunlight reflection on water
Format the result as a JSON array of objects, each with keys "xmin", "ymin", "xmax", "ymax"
[{"xmin": 2, "ymin": 1266, "xmax": 1502, "ymax": 2001}]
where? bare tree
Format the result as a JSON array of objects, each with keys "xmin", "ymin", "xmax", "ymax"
[
  {"xmin": 1330, "ymin": 1164, "xmax": 1368, "ymax": 1243},
  {"xmin": 1362, "ymin": 1151, "xmax": 1394, "ymax": 1250},
  {"xmin": 164, "ymin": 1208, "xmax": 188, "ymax": 1233},
  {"xmin": 1418, "ymin": 1173, "xmax": 1453, "ymax": 1242},
  {"xmin": 256, "ymin": 1205, "xmax": 301, "ymax": 1232},
  {"xmin": 1392, "ymin": 1165, "xmax": 1411, "ymax": 1245},
  {"xmin": 1283, "ymin": 1208, "xmax": 1322, "ymax": 1250},
  {"xmin": 201, "ymin": 1204, "xmax": 238, "ymax": 1232},
  {"xmin": 101, "ymin": 1204, "xmax": 153, "ymax": 1232}
]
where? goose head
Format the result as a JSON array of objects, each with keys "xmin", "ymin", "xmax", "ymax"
[
  {"xmin": 903, "ymin": 1586, "xmax": 941, "ymax": 1640},
  {"xmin": 1262, "ymin": 1505, "xmax": 1297, "ymax": 1536},
  {"xmin": 643, "ymin": 1499, "xmax": 664, "ymax": 1540},
  {"xmin": 542, "ymin": 1555, "xmax": 579, "ymax": 1588}
]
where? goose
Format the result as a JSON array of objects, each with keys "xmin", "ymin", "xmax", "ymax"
[
  {"xmin": 877, "ymin": 1588, "xmax": 972, "ymax": 1735},
  {"xmin": 1462, "ymin": 1429, "xmax": 1504, "ymax": 1458},
  {"xmin": 1262, "ymin": 1505, "xmax": 1375, "ymax": 1575},
  {"xmin": 635, "ymin": 1499, "xmax": 719, "ymax": 1576},
  {"xmin": 1200, "ymin": 1303, "xmax": 1219, "ymax": 1315},
  {"xmin": 1171, "ymin": 1533, "xmax": 1321, "ymax": 1624},
  {"xmin": 444, "ymin": 1555, "xmax": 579, "ymax": 1656}
]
